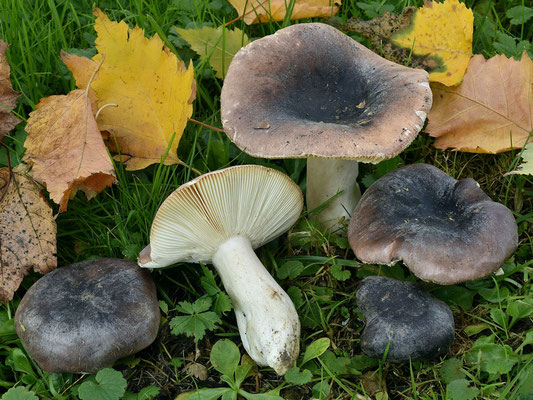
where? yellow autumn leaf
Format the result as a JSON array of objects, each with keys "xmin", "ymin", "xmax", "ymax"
[
  {"xmin": 391, "ymin": 0, "xmax": 473, "ymax": 86},
  {"xmin": 176, "ymin": 26, "xmax": 250, "ymax": 79},
  {"xmin": 62, "ymin": 9, "xmax": 196, "ymax": 171},
  {"xmin": 228, "ymin": 0, "xmax": 340, "ymax": 25}
]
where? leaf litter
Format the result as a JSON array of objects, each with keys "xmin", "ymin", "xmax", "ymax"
[
  {"xmin": 0, "ymin": 40, "xmax": 21, "ymax": 140},
  {"xmin": 0, "ymin": 167, "xmax": 56, "ymax": 302}
]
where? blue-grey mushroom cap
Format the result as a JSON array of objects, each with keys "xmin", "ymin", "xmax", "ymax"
[
  {"xmin": 357, "ymin": 276, "xmax": 454, "ymax": 362},
  {"xmin": 14, "ymin": 258, "xmax": 160, "ymax": 373}
]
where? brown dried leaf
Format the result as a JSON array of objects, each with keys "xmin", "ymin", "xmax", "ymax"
[
  {"xmin": 0, "ymin": 40, "xmax": 21, "ymax": 140},
  {"xmin": 0, "ymin": 169, "xmax": 56, "ymax": 302},
  {"xmin": 184, "ymin": 362, "xmax": 208, "ymax": 380},
  {"xmin": 24, "ymin": 89, "xmax": 115, "ymax": 211},
  {"xmin": 427, "ymin": 52, "xmax": 533, "ymax": 152},
  {"xmin": 361, "ymin": 371, "xmax": 388, "ymax": 399},
  {"xmin": 229, "ymin": 0, "xmax": 340, "ymax": 25}
]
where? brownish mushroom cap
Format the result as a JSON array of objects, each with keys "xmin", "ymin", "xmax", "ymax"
[
  {"xmin": 348, "ymin": 164, "xmax": 518, "ymax": 284},
  {"xmin": 221, "ymin": 22, "xmax": 431, "ymax": 231},
  {"xmin": 221, "ymin": 22, "xmax": 432, "ymax": 162}
]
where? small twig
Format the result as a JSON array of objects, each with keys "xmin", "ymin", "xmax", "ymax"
[
  {"xmin": 95, "ymin": 103, "xmax": 118, "ymax": 120},
  {"xmin": 85, "ymin": 53, "xmax": 106, "ymax": 96},
  {"xmin": 61, "ymin": 375, "xmax": 86, "ymax": 396},
  {"xmin": 188, "ymin": 118, "xmax": 225, "ymax": 133},
  {"xmin": 177, "ymin": 159, "xmax": 202, "ymax": 176},
  {"xmin": 225, "ymin": 14, "xmax": 243, "ymax": 26}
]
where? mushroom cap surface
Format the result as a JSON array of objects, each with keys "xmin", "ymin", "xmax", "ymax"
[
  {"xmin": 348, "ymin": 164, "xmax": 518, "ymax": 284},
  {"xmin": 14, "ymin": 258, "xmax": 160, "ymax": 373},
  {"xmin": 357, "ymin": 276, "xmax": 455, "ymax": 362},
  {"xmin": 139, "ymin": 165, "xmax": 303, "ymax": 268},
  {"xmin": 221, "ymin": 23, "xmax": 432, "ymax": 162}
]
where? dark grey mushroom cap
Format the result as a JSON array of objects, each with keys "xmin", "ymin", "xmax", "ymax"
[
  {"xmin": 221, "ymin": 23, "xmax": 432, "ymax": 162},
  {"xmin": 357, "ymin": 276, "xmax": 454, "ymax": 362},
  {"xmin": 348, "ymin": 163, "xmax": 518, "ymax": 284},
  {"xmin": 14, "ymin": 258, "xmax": 160, "ymax": 373}
]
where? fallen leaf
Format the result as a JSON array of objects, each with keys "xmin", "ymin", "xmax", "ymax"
[
  {"xmin": 176, "ymin": 26, "xmax": 250, "ymax": 79},
  {"xmin": 0, "ymin": 40, "xmax": 21, "ymax": 140},
  {"xmin": 427, "ymin": 52, "xmax": 533, "ymax": 153},
  {"xmin": 24, "ymin": 88, "xmax": 115, "ymax": 212},
  {"xmin": 361, "ymin": 370, "xmax": 388, "ymax": 399},
  {"xmin": 391, "ymin": 0, "xmax": 473, "ymax": 86},
  {"xmin": 335, "ymin": 0, "xmax": 473, "ymax": 86},
  {"xmin": 184, "ymin": 362, "xmax": 208, "ymax": 380},
  {"xmin": 62, "ymin": 9, "xmax": 196, "ymax": 170},
  {"xmin": 508, "ymin": 141, "xmax": 533, "ymax": 175},
  {"xmin": 228, "ymin": 0, "xmax": 340, "ymax": 25},
  {"xmin": 0, "ymin": 168, "xmax": 56, "ymax": 302},
  {"xmin": 57, "ymin": 52, "xmax": 99, "ymax": 111}
]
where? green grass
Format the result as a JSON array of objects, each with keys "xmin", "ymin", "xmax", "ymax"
[{"xmin": 1, "ymin": 0, "xmax": 532, "ymax": 399}]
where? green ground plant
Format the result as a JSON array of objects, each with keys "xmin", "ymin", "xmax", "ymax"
[{"xmin": 0, "ymin": 0, "xmax": 532, "ymax": 399}]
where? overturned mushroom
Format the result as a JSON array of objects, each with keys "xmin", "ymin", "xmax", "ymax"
[
  {"xmin": 14, "ymin": 258, "xmax": 160, "ymax": 373},
  {"xmin": 348, "ymin": 164, "xmax": 518, "ymax": 284},
  {"xmin": 138, "ymin": 165, "xmax": 303, "ymax": 375},
  {"xmin": 357, "ymin": 276, "xmax": 455, "ymax": 362},
  {"xmin": 221, "ymin": 23, "xmax": 432, "ymax": 231}
]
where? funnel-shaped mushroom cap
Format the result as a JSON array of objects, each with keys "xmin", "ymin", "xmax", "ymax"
[
  {"xmin": 14, "ymin": 259, "xmax": 160, "ymax": 373},
  {"xmin": 141, "ymin": 165, "xmax": 303, "ymax": 268},
  {"xmin": 221, "ymin": 23, "xmax": 432, "ymax": 162},
  {"xmin": 348, "ymin": 164, "xmax": 518, "ymax": 284}
]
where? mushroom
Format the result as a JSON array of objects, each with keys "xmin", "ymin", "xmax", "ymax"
[
  {"xmin": 356, "ymin": 276, "xmax": 455, "ymax": 362},
  {"xmin": 348, "ymin": 163, "xmax": 518, "ymax": 284},
  {"xmin": 221, "ymin": 23, "xmax": 432, "ymax": 231},
  {"xmin": 138, "ymin": 165, "xmax": 303, "ymax": 375},
  {"xmin": 14, "ymin": 258, "xmax": 160, "ymax": 373}
]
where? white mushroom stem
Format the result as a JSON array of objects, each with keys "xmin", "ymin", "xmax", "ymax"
[
  {"xmin": 306, "ymin": 158, "xmax": 361, "ymax": 232},
  {"xmin": 212, "ymin": 236, "xmax": 300, "ymax": 375}
]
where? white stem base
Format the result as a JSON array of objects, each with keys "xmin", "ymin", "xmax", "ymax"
[
  {"xmin": 306, "ymin": 158, "xmax": 361, "ymax": 232},
  {"xmin": 212, "ymin": 236, "xmax": 300, "ymax": 375}
]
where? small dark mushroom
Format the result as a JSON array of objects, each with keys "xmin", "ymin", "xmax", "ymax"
[
  {"xmin": 348, "ymin": 163, "xmax": 518, "ymax": 284},
  {"xmin": 14, "ymin": 258, "xmax": 160, "ymax": 373},
  {"xmin": 221, "ymin": 23, "xmax": 432, "ymax": 230},
  {"xmin": 357, "ymin": 276, "xmax": 455, "ymax": 362}
]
